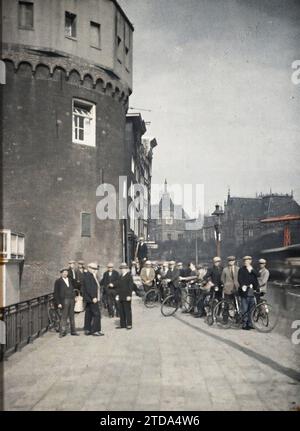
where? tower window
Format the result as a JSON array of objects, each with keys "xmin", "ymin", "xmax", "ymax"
[
  {"xmin": 18, "ymin": 1, "xmax": 34, "ymax": 29},
  {"xmin": 81, "ymin": 213, "xmax": 91, "ymax": 237},
  {"xmin": 90, "ymin": 22, "xmax": 101, "ymax": 49},
  {"xmin": 65, "ymin": 11, "xmax": 77, "ymax": 38},
  {"xmin": 72, "ymin": 99, "xmax": 96, "ymax": 147}
]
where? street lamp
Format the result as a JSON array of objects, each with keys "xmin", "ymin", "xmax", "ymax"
[{"xmin": 212, "ymin": 204, "xmax": 224, "ymax": 258}]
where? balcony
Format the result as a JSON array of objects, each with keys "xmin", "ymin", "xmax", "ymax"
[{"xmin": 0, "ymin": 230, "xmax": 25, "ymax": 261}]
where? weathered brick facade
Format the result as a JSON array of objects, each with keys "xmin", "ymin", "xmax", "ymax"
[{"xmin": 2, "ymin": 55, "xmax": 130, "ymax": 300}]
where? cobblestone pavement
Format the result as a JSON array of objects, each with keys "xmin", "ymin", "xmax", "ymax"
[{"xmin": 3, "ymin": 294, "xmax": 300, "ymax": 411}]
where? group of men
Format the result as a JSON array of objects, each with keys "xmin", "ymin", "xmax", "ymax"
[
  {"xmin": 53, "ymin": 252, "xmax": 270, "ymax": 337},
  {"xmin": 139, "ymin": 255, "xmax": 269, "ymax": 330},
  {"xmin": 53, "ymin": 261, "xmax": 137, "ymax": 338}
]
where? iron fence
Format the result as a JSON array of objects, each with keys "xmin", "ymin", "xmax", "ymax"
[{"xmin": 0, "ymin": 293, "xmax": 53, "ymax": 361}]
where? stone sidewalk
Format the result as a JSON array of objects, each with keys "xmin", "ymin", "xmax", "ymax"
[{"xmin": 2, "ymin": 294, "xmax": 300, "ymax": 411}]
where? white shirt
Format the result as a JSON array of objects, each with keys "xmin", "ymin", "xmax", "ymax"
[
  {"xmin": 62, "ymin": 277, "xmax": 70, "ymax": 287},
  {"xmin": 93, "ymin": 273, "xmax": 100, "ymax": 300}
]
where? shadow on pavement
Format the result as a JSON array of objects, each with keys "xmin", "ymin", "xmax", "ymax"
[{"xmin": 175, "ymin": 315, "xmax": 300, "ymax": 383}]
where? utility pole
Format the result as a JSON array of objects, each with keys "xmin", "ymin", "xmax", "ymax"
[{"xmin": 212, "ymin": 204, "xmax": 224, "ymax": 258}]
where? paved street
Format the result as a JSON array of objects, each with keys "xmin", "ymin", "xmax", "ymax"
[{"xmin": 3, "ymin": 294, "xmax": 300, "ymax": 411}]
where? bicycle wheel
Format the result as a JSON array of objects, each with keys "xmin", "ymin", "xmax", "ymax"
[
  {"xmin": 214, "ymin": 300, "xmax": 235, "ymax": 329},
  {"xmin": 48, "ymin": 308, "xmax": 60, "ymax": 332},
  {"xmin": 161, "ymin": 294, "xmax": 179, "ymax": 317},
  {"xmin": 181, "ymin": 294, "xmax": 194, "ymax": 313},
  {"xmin": 206, "ymin": 299, "xmax": 218, "ymax": 326},
  {"xmin": 144, "ymin": 289, "xmax": 159, "ymax": 308},
  {"xmin": 251, "ymin": 302, "xmax": 279, "ymax": 333}
]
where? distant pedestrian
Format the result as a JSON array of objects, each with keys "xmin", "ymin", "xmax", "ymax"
[
  {"xmin": 100, "ymin": 263, "xmax": 120, "ymax": 318},
  {"xmin": 238, "ymin": 256, "xmax": 259, "ymax": 330},
  {"xmin": 53, "ymin": 268, "xmax": 79, "ymax": 338},
  {"xmin": 82, "ymin": 263, "xmax": 104, "ymax": 336},
  {"xmin": 221, "ymin": 256, "xmax": 240, "ymax": 322},
  {"xmin": 203, "ymin": 256, "xmax": 223, "ymax": 300},
  {"xmin": 257, "ymin": 258, "xmax": 269, "ymax": 298},
  {"xmin": 165, "ymin": 260, "xmax": 180, "ymax": 297},
  {"xmin": 115, "ymin": 263, "xmax": 135, "ymax": 329},
  {"xmin": 140, "ymin": 260, "xmax": 155, "ymax": 292},
  {"xmin": 136, "ymin": 237, "xmax": 148, "ymax": 271},
  {"xmin": 68, "ymin": 260, "xmax": 77, "ymax": 284}
]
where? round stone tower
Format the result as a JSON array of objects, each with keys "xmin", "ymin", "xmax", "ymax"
[{"xmin": 1, "ymin": 0, "xmax": 134, "ymax": 299}]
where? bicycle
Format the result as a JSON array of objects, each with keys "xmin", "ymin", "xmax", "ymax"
[
  {"xmin": 213, "ymin": 291, "xmax": 279, "ymax": 332},
  {"xmin": 144, "ymin": 279, "xmax": 168, "ymax": 308},
  {"xmin": 48, "ymin": 299, "xmax": 61, "ymax": 332},
  {"xmin": 203, "ymin": 285, "xmax": 222, "ymax": 326},
  {"xmin": 161, "ymin": 283, "xmax": 194, "ymax": 317}
]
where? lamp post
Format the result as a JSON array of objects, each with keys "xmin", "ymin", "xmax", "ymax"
[{"xmin": 212, "ymin": 204, "xmax": 224, "ymax": 258}]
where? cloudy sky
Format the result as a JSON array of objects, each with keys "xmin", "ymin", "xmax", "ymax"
[{"xmin": 119, "ymin": 0, "xmax": 300, "ymax": 215}]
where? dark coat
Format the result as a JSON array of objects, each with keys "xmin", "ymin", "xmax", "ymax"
[
  {"xmin": 100, "ymin": 270, "xmax": 120, "ymax": 288},
  {"xmin": 204, "ymin": 266, "xmax": 223, "ymax": 287},
  {"xmin": 53, "ymin": 277, "xmax": 75, "ymax": 306},
  {"xmin": 137, "ymin": 242, "xmax": 148, "ymax": 260},
  {"xmin": 115, "ymin": 272, "xmax": 135, "ymax": 301},
  {"xmin": 68, "ymin": 267, "xmax": 77, "ymax": 281},
  {"xmin": 238, "ymin": 266, "xmax": 259, "ymax": 297},
  {"xmin": 82, "ymin": 272, "xmax": 100, "ymax": 303},
  {"xmin": 166, "ymin": 268, "xmax": 180, "ymax": 288}
]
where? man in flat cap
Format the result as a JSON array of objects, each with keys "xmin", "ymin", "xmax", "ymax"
[
  {"xmin": 82, "ymin": 263, "xmax": 104, "ymax": 336},
  {"xmin": 68, "ymin": 260, "xmax": 78, "ymax": 285},
  {"xmin": 115, "ymin": 263, "xmax": 135, "ymax": 329},
  {"xmin": 100, "ymin": 263, "xmax": 120, "ymax": 318},
  {"xmin": 53, "ymin": 268, "xmax": 79, "ymax": 338},
  {"xmin": 76, "ymin": 260, "xmax": 86, "ymax": 294},
  {"xmin": 136, "ymin": 237, "xmax": 148, "ymax": 272},
  {"xmin": 164, "ymin": 260, "xmax": 181, "ymax": 298},
  {"xmin": 203, "ymin": 256, "xmax": 223, "ymax": 300},
  {"xmin": 221, "ymin": 256, "xmax": 240, "ymax": 322},
  {"xmin": 238, "ymin": 256, "xmax": 259, "ymax": 330},
  {"xmin": 257, "ymin": 258, "xmax": 270, "ymax": 298},
  {"xmin": 140, "ymin": 260, "xmax": 156, "ymax": 293}
]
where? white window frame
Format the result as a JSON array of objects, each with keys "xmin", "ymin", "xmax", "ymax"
[
  {"xmin": 72, "ymin": 99, "xmax": 96, "ymax": 147},
  {"xmin": 65, "ymin": 11, "xmax": 77, "ymax": 39},
  {"xmin": 90, "ymin": 21, "xmax": 101, "ymax": 49}
]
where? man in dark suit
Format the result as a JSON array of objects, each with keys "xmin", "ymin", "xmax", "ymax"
[
  {"xmin": 76, "ymin": 260, "xmax": 86, "ymax": 293},
  {"xmin": 203, "ymin": 256, "xmax": 224, "ymax": 300},
  {"xmin": 100, "ymin": 262, "xmax": 120, "ymax": 318},
  {"xmin": 165, "ymin": 260, "xmax": 180, "ymax": 297},
  {"xmin": 238, "ymin": 256, "xmax": 259, "ymax": 330},
  {"xmin": 82, "ymin": 263, "xmax": 104, "ymax": 336},
  {"xmin": 136, "ymin": 237, "xmax": 148, "ymax": 271},
  {"xmin": 53, "ymin": 268, "xmax": 79, "ymax": 338},
  {"xmin": 115, "ymin": 263, "xmax": 135, "ymax": 329}
]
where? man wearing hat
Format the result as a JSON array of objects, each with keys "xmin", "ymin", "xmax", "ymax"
[
  {"xmin": 68, "ymin": 260, "xmax": 78, "ymax": 284},
  {"xmin": 165, "ymin": 261, "xmax": 180, "ymax": 297},
  {"xmin": 140, "ymin": 260, "xmax": 156, "ymax": 293},
  {"xmin": 221, "ymin": 256, "xmax": 240, "ymax": 322},
  {"xmin": 136, "ymin": 237, "xmax": 148, "ymax": 272},
  {"xmin": 100, "ymin": 263, "xmax": 120, "ymax": 318},
  {"xmin": 203, "ymin": 256, "xmax": 223, "ymax": 300},
  {"xmin": 238, "ymin": 256, "xmax": 259, "ymax": 330},
  {"xmin": 53, "ymin": 268, "xmax": 79, "ymax": 337},
  {"xmin": 82, "ymin": 263, "xmax": 104, "ymax": 336},
  {"xmin": 76, "ymin": 260, "xmax": 86, "ymax": 293},
  {"xmin": 115, "ymin": 263, "xmax": 135, "ymax": 329},
  {"xmin": 257, "ymin": 258, "xmax": 270, "ymax": 297}
]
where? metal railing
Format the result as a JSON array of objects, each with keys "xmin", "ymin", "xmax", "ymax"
[{"xmin": 0, "ymin": 293, "xmax": 53, "ymax": 361}]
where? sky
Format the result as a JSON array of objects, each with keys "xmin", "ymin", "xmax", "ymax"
[{"xmin": 119, "ymin": 0, "xmax": 300, "ymax": 215}]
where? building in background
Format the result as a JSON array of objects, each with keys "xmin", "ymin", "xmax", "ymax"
[
  {"xmin": 199, "ymin": 190, "xmax": 300, "ymax": 261},
  {"xmin": 150, "ymin": 180, "xmax": 189, "ymax": 243},
  {"xmin": 1, "ymin": 0, "xmax": 134, "ymax": 302},
  {"xmin": 125, "ymin": 113, "xmax": 157, "ymax": 263}
]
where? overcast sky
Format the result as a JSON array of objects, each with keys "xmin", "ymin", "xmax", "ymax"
[{"xmin": 119, "ymin": 0, "xmax": 300, "ymax": 215}]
